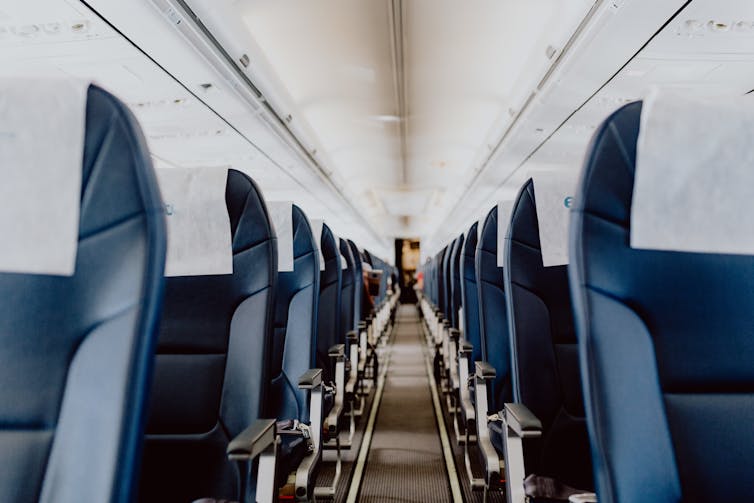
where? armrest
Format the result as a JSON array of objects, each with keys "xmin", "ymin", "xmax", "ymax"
[
  {"xmin": 346, "ymin": 330, "xmax": 358, "ymax": 343},
  {"xmin": 328, "ymin": 344, "xmax": 345, "ymax": 358},
  {"xmin": 299, "ymin": 368, "xmax": 323, "ymax": 389},
  {"xmin": 569, "ymin": 494, "xmax": 598, "ymax": 503},
  {"xmin": 458, "ymin": 337, "xmax": 473, "ymax": 355},
  {"xmin": 503, "ymin": 403, "xmax": 542, "ymax": 438},
  {"xmin": 475, "ymin": 361, "xmax": 496, "ymax": 380},
  {"xmin": 449, "ymin": 328, "xmax": 460, "ymax": 342},
  {"xmin": 227, "ymin": 418, "xmax": 276, "ymax": 461}
]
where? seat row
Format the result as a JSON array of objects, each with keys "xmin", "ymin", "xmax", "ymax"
[
  {"xmin": 418, "ymin": 96, "xmax": 754, "ymax": 503},
  {"xmin": 0, "ymin": 82, "xmax": 400, "ymax": 502}
]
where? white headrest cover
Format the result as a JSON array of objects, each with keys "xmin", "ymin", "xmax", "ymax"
[
  {"xmin": 267, "ymin": 201, "xmax": 294, "ymax": 272},
  {"xmin": 531, "ymin": 170, "xmax": 579, "ymax": 267},
  {"xmin": 632, "ymin": 89, "xmax": 754, "ymax": 255},
  {"xmin": 156, "ymin": 167, "xmax": 232, "ymax": 276},
  {"xmin": 496, "ymin": 200, "xmax": 515, "ymax": 267},
  {"xmin": 309, "ymin": 218, "xmax": 326, "ymax": 271},
  {"xmin": 338, "ymin": 237, "xmax": 349, "ymax": 270},
  {"xmin": 0, "ymin": 78, "xmax": 89, "ymax": 276}
]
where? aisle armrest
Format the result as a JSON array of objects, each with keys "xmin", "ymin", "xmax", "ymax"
[
  {"xmin": 294, "ymin": 368, "xmax": 324, "ymax": 501},
  {"xmin": 504, "ymin": 403, "xmax": 542, "ymax": 438},
  {"xmin": 325, "ymin": 344, "xmax": 347, "ymax": 439},
  {"xmin": 227, "ymin": 419, "xmax": 276, "ymax": 461},
  {"xmin": 226, "ymin": 419, "xmax": 278, "ymax": 503},
  {"xmin": 459, "ymin": 338, "xmax": 473, "ymax": 355},
  {"xmin": 501, "ymin": 403, "xmax": 542, "ymax": 503},
  {"xmin": 457, "ymin": 338, "xmax": 475, "ymax": 429},
  {"xmin": 475, "ymin": 361, "xmax": 496, "ymax": 380},
  {"xmin": 328, "ymin": 343, "xmax": 345, "ymax": 358},
  {"xmin": 298, "ymin": 368, "xmax": 322, "ymax": 389},
  {"xmin": 472, "ymin": 361, "xmax": 501, "ymax": 487},
  {"xmin": 346, "ymin": 331, "xmax": 359, "ymax": 396}
]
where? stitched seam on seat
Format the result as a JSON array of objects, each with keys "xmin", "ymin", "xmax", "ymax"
[
  {"xmin": 79, "ymin": 211, "xmax": 143, "ymax": 242},
  {"xmin": 0, "ymin": 424, "xmax": 54, "ymax": 431},
  {"xmin": 145, "ymin": 420, "xmax": 224, "ymax": 439},
  {"xmin": 581, "ymin": 210, "xmax": 628, "ymax": 231},
  {"xmin": 80, "ymin": 112, "xmax": 118, "ymax": 208},
  {"xmin": 232, "ymin": 236, "xmax": 273, "ymax": 258},
  {"xmin": 154, "ymin": 351, "xmax": 228, "ymax": 356},
  {"xmin": 510, "ymin": 238, "xmax": 541, "ymax": 254},
  {"xmin": 608, "ymin": 123, "xmax": 636, "ymax": 179}
]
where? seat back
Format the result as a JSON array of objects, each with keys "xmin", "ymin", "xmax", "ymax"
[
  {"xmin": 450, "ymin": 234, "xmax": 465, "ymax": 329},
  {"xmin": 316, "ymin": 223, "xmax": 342, "ymax": 383},
  {"xmin": 139, "ymin": 169, "xmax": 276, "ymax": 502},
  {"xmin": 461, "ymin": 222, "xmax": 482, "ymax": 362},
  {"xmin": 437, "ymin": 248, "xmax": 446, "ymax": 314},
  {"xmin": 0, "ymin": 85, "xmax": 166, "ymax": 503},
  {"xmin": 339, "ymin": 238, "xmax": 356, "ymax": 334},
  {"xmin": 504, "ymin": 179, "xmax": 592, "ymax": 490},
  {"xmin": 347, "ymin": 239, "xmax": 363, "ymax": 323},
  {"xmin": 442, "ymin": 244, "xmax": 453, "ymax": 320},
  {"xmin": 268, "ymin": 205, "xmax": 319, "ymax": 423},
  {"xmin": 570, "ymin": 101, "xmax": 754, "ymax": 502},
  {"xmin": 475, "ymin": 205, "xmax": 511, "ymax": 411}
]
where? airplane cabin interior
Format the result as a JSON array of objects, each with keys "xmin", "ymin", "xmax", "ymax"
[{"xmin": 1, "ymin": 1, "xmax": 753, "ymax": 502}]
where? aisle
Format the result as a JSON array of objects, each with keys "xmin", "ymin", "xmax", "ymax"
[{"xmin": 357, "ymin": 305, "xmax": 453, "ymax": 502}]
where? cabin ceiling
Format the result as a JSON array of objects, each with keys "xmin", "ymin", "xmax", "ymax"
[
  {"xmin": 236, "ymin": 0, "xmax": 595, "ymax": 239},
  {"xmin": 2, "ymin": 0, "xmax": 754, "ymax": 259}
]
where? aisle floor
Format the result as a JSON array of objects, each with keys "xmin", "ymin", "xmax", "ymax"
[{"xmin": 357, "ymin": 305, "xmax": 453, "ymax": 502}]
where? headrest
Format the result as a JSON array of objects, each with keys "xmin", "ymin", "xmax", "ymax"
[
  {"xmin": 267, "ymin": 201, "xmax": 294, "ymax": 272},
  {"xmin": 530, "ymin": 169, "xmax": 579, "ymax": 267},
  {"xmin": 347, "ymin": 239, "xmax": 362, "ymax": 273},
  {"xmin": 0, "ymin": 78, "xmax": 89, "ymax": 276},
  {"xmin": 465, "ymin": 221, "xmax": 479, "ymax": 258},
  {"xmin": 454, "ymin": 233, "xmax": 465, "ymax": 266},
  {"xmin": 496, "ymin": 200, "xmax": 515, "ymax": 267},
  {"xmin": 156, "ymin": 166, "xmax": 232, "ymax": 276},
  {"xmin": 632, "ymin": 89, "xmax": 754, "ymax": 255},
  {"xmin": 339, "ymin": 238, "xmax": 354, "ymax": 274},
  {"xmin": 336, "ymin": 237, "xmax": 349, "ymax": 270},
  {"xmin": 309, "ymin": 219, "xmax": 326, "ymax": 271}
]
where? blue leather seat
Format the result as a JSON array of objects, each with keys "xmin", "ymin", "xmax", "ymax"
[
  {"xmin": 339, "ymin": 238, "xmax": 356, "ymax": 335},
  {"xmin": 570, "ymin": 101, "xmax": 754, "ymax": 502},
  {"xmin": 347, "ymin": 239, "xmax": 363, "ymax": 324},
  {"xmin": 442, "ymin": 245, "xmax": 453, "ymax": 321},
  {"xmin": 461, "ymin": 222, "xmax": 482, "ymax": 363},
  {"xmin": 269, "ymin": 205, "xmax": 319, "ymax": 424},
  {"xmin": 476, "ymin": 205, "xmax": 512, "ymax": 412},
  {"xmin": 450, "ymin": 234, "xmax": 465, "ymax": 329},
  {"xmin": 139, "ymin": 169, "xmax": 276, "ymax": 502},
  {"xmin": 316, "ymin": 223, "xmax": 342, "ymax": 384},
  {"xmin": 0, "ymin": 84, "xmax": 166, "ymax": 503},
  {"xmin": 437, "ymin": 248, "xmax": 447, "ymax": 315},
  {"xmin": 504, "ymin": 179, "xmax": 593, "ymax": 492},
  {"xmin": 267, "ymin": 205, "xmax": 319, "ymax": 487}
]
